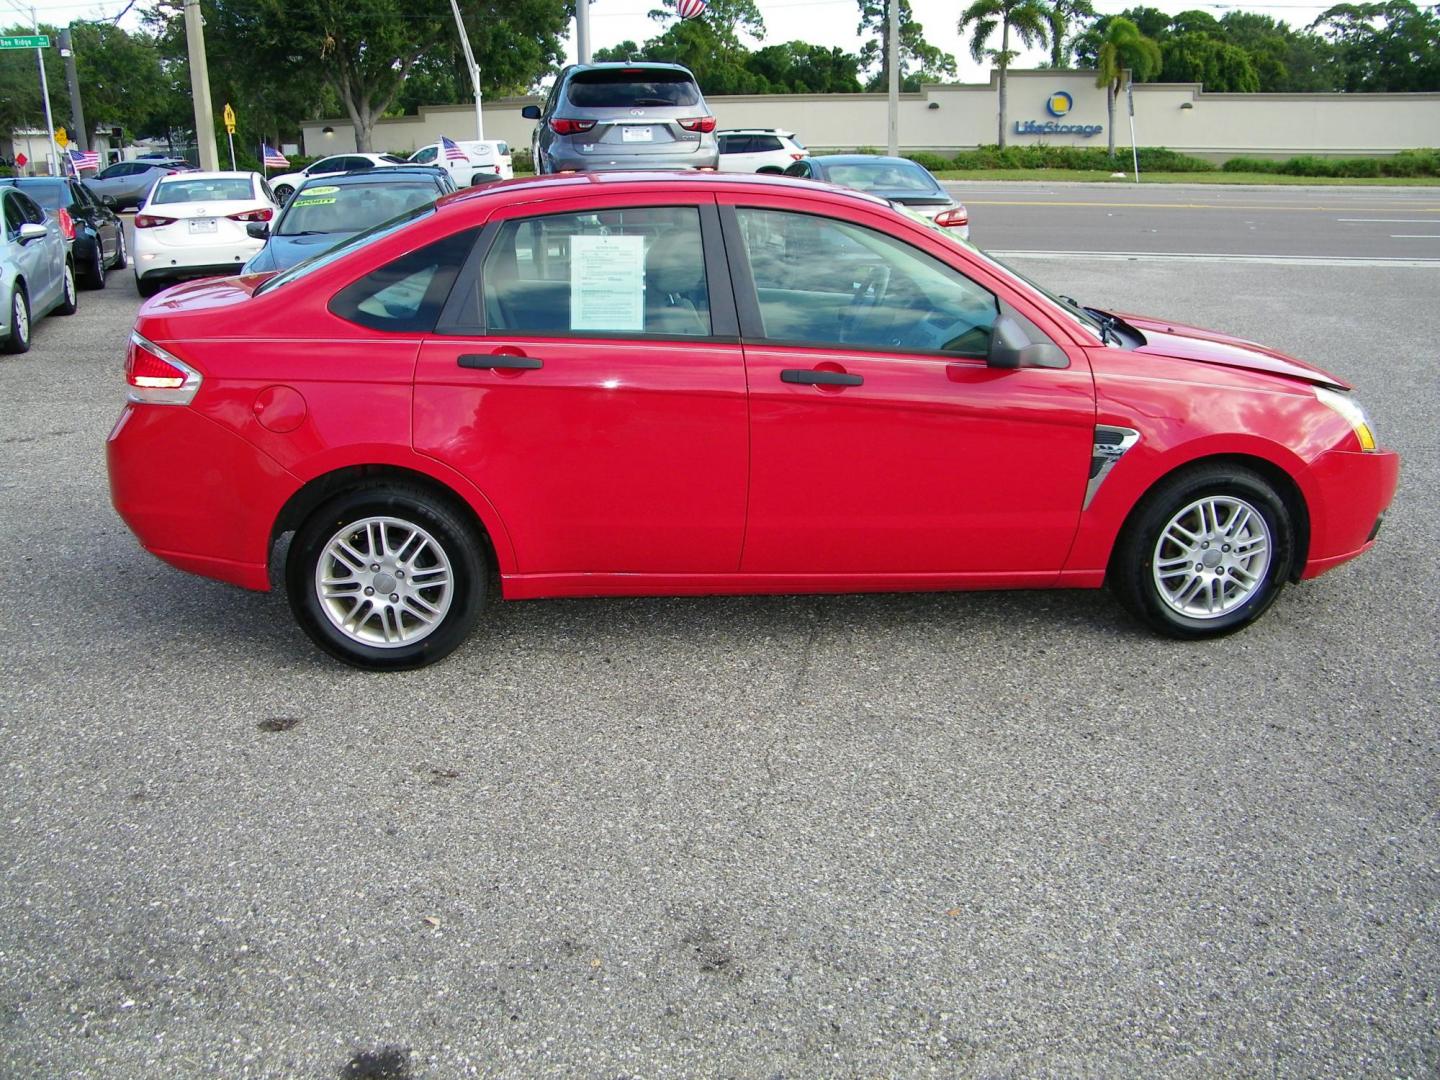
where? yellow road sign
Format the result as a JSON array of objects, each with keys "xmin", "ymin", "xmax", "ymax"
[
  {"xmin": 223, "ymin": 103, "xmax": 236, "ymax": 135},
  {"xmin": 55, "ymin": 125, "xmax": 67, "ymax": 148}
]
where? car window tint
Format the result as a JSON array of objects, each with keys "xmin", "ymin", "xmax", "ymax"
[
  {"xmin": 16, "ymin": 192, "xmax": 45, "ymax": 225},
  {"xmin": 412, "ymin": 147, "xmax": 437, "ymax": 163},
  {"xmin": 753, "ymin": 136, "xmax": 783, "ymax": 152},
  {"xmin": 482, "ymin": 206, "xmax": 710, "ymax": 338},
  {"xmin": 15, "ymin": 181, "xmax": 65, "ymax": 210},
  {"xmin": 152, "ymin": 177, "xmax": 255, "ymax": 203},
  {"xmin": 330, "ymin": 227, "xmax": 479, "ymax": 332},
  {"xmin": 826, "ymin": 162, "xmax": 941, "ymax": 195},
  {"xmin": 783, "ymin": 161, "xmax": 810, "ymax": 178},
  {"xmin": 566, "ymin": 69, "xmax": 701, "ymax": 109},
  {"xmin": 735, "ymin": 208, "xmax": 999, "ymax": 357},
  {"xmin": 2, "ymin": 194, "xmax": 19, "ymax": 239}
]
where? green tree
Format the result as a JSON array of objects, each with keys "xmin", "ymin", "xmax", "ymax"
[
  {"xmin": 856, "ymin": 0, "xmax": 956, "ymax": 92},
  {"xmin": 1160, "ymin": 33, "xmax": 1260, "ymax": 91},
  {"xmin": 1311, "ymin": 1, "xmax": 1440, "ymax": 91},
  {"xmin": 1043, "ymin": 0, "xmax": 1095, "ymax": 69},
  {"xmin": 749, "ymin": 42, "xmax": 863, "ymax": 93},
  {"xmin": 1217, "ymin": 12, "xmax": 1335, "ymax": 91},
  {"xmin": 958, "ymin": 0, "xmax": 1050, "ymax": 148},
  {"xmin": 148, "ymin": 0, "xmax": 570, "ymax": 152},
  {"xmin": 1093, "ymin": 16, "xmax": 1160, "ymax": 156}
]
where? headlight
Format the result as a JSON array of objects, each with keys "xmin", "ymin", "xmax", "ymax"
[{"xmin": 1314, "ymin": 386, "xmax": 1377, "ymax": 451}]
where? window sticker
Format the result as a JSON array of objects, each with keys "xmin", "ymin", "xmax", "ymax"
[{"xmin": 570, "ymin": 233, "xmax": 645, "ymax": 331}]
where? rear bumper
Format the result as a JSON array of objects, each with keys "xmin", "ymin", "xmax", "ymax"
[
  {"xmin": 134, "ymin": 235, "xmax": 263, "ymax": 281},
  {"xmin": 1299, "ymin": 447, "xmax": 1400, "ymax": 580},
  {"xmin": 107, "ymin": 403, "xmax": 297, "ymax": 591}
]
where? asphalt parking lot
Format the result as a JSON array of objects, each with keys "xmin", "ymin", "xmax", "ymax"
[{"xmin": 2, "ymin": 189, "xmax": 1437, "ymax": 1078}]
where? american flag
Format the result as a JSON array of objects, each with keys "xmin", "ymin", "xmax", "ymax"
[
  {"xmin": 262, "ymin": 144, "xmax": 289, "ymax": 168},
  {"xmin": 68, "ymin": 147, "xmax": 101, "ymax": 172},
  {"xmin": 440, "ymin": 136, "xmax": 468, "ymax": 162}
]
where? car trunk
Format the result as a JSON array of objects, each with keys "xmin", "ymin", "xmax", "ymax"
[{"xmin": 561, "ymin": 69, "xmax": 708, "ymax": 161}]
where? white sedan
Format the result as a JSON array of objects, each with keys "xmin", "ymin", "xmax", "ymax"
[
  {"xmin": 132, "ymin": 172, "xmax": 277, "ymax": 298},
  {"xmin": 268, "ymin": 153, "xmax": 407, "ymax": 203}
]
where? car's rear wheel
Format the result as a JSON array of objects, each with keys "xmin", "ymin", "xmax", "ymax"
[
  {"xmin": 55, "ymin": 262, "xmax": 78, "ymax": 315},
  {"xmin": 1111, "ymin": 463, "xmax": 1294, "ymax": 638},
  {"xmin": 135, "ymin": 274, "xmax": 162, "ymax": 298},
  {"xmin": 2, "ymin": 287, "xmax": 30, "ymax": 354},
  {"xmin": 86, "ymin": 242, "xmax": 107, "ymax": 289},
  {"xmin": 111, "ymin": 228, "xmax": 128, "ymax": 270},
  {"xmin": 287, "ymin": 484, "xmax": 486, "ymax": 670},
  {"xmin": 273, "ymin": 184, "xmax": 294, "ymax": 203}
]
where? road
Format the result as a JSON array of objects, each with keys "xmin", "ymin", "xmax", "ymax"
[
  {"xmin": 1, "ymin": 188, "xmax": 1437, "ymax": 1078},
  {"xmin": 954, "ymin": 181, "xmax": 1440, "ymax": 261}
]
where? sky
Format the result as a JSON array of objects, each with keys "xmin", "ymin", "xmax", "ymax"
[{"xmin": 9, "ymin": 0, "xmax": 1346, "ymax": 85}]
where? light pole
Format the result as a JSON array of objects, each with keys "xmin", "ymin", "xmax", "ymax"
[
  {"xmin": 182, "ymin": 0, "xmax": 218, "ymax": 169},
  {"xmin": 886, "ymin": 0, "xmax": 899, "ymax": 156},
  {"xmin": 575, "ymin": 0, "xmax": 591, "ymax": 64},
  {"xmin": 447, "ymin": 0, "xmax": 484, "ymax": 140},
  {"xmin": 58, "ymin": 26, "xmax": 87, "ymax": 153}
]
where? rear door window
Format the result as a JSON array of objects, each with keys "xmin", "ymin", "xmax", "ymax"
[
  {"xmin": 482, "ymin": 206, "xmax": 710, "ymax": 338},
  {"xmin": 565, "ymin": 69, "xmax": 701, "ymax": 109}
]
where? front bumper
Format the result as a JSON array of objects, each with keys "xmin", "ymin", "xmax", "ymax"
[{"xmin": 1299, "ymin": 447, "xmax": 1400, "ymax": 579}]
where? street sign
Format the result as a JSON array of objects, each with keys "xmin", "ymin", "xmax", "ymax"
[
  {"xmin": 223, "ymin": 103, "xmax": 236, "ymax": 135},
  {"xmin": 55, "ymin": 126, "xmax": 68, "ymax": 149},
  {"xmin": 0, "ymin": 35, "xmax": 50, "ymax": 49},
  {"xmin": 14, "ymin": 153, "xmax": 27, "ymax": 168}
]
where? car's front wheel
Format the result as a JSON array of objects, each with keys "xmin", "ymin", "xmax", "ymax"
[
  {"xmin": 111, "ymin": 228, "xmax": 128, "ymax": 270},
  {"xmin": 287, "ymin": 484, "xmax": 487, "ymax": 670},
  {"xmin": 55, "ymin": 262, "xmax": 78, "ymax": 315},
  {"xmin": 2, "ymin": 287, "xmax": 30, "ymax": 354},
  {"xmin": 1111, "ymin": 463, "xmax": 1295, "ymax": 638}
]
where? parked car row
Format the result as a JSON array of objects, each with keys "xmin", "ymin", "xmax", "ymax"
[
  {"xmin": 267, "ymin": 141, "xmax": 510, "ymax": 204},
  {"xmin": 2, "ymin": 183, "xmax": 83, "ymax": 353}
]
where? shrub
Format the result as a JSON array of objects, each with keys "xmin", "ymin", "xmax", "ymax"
[
  {"xmin": 903, "ymin": 151, "xmax": 954, "ymax": 172},
  {"xmin": 1135, "ymin": 147, "xmax": 1215, "ymax": 172},
  {"xmin": 1222, "ymin": 156, "xmax": 1280, "ymax": 173},
  {"xmin": 1334, "ymin": 157, "xmax": 1382, "ymax": 178},
  {"xmin": 510, "ymin": 146, "xmax": 534, "ymax": 174}
]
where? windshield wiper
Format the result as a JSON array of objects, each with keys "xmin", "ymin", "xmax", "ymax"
[{"xmin": 1078, "ymin": 302, "xmax": 1124, "ymax": 346}]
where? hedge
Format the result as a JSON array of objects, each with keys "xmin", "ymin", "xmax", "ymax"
[{"xmin": 1222, "ymin": 149, "xmax": 1440, "ymax": 178}]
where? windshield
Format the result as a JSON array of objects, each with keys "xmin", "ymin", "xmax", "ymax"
[
  {"xmin": 153, "ymin": 177, "xmax": 254, "ymax": 204},
  {"xmin": 911, "ymin": 216, "xmax": 1105, "ymax": 340},
  {"xmin": 278, "ymin": 182, "xmax": 438, "ymax": 237},
  {"xmin": 825, "ymin": 161, "xmax": 945, "ymax": 198},
  {"xmin": 256, "ymin": 203, "xmax": 435, "ymax": 295}
]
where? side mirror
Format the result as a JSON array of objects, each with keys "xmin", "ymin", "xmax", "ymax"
[
  {"xmin": 521, "ymin": 105, "xmax": 542, "ymax": 120},
  {"xmin": 101, "ymin": 194, "xmax": 117, "ymax": 209},
  {"xmin": 469, "ymin": 171, "xmax": 502, "ymax": 187},
  {"xmin": 987, "ymin": 309, "xmax": 1068, "ymax": 369},
  {"xmin": 246, "ymin": 222, "xmax": 270, "ymax": 240},
  {"xmin": 755, "ymin": 165, "xmax": 785, "ymax": 175},
  {"xmin": 17, "ymin": 222, "xmax": 47, "ymax": 243}
]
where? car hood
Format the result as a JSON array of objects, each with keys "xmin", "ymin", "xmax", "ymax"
[
  {"xmin": 258, "ymin": 231, "xmax": 351, "ymax": 272},
  {"xmin": 1119, "ymin": 312, "xmax": 1350, "ymax": 391}
]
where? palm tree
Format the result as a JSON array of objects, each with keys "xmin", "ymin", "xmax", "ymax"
[
  {"xmin": 1094, "ymin": 16, "xmax": 1162, "ymax": 156},
  {"xmin": 959, "ymin": 0, "xmax": 1051, "ymax": 148},
  {"xmin": 1045, "ymin": 0, "xmax": 1096, "ymax": 68}
]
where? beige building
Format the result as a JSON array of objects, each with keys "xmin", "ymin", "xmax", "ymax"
[{"xmin": 301, "ymin": 68, "xmax": 1440, "ymax": 162}]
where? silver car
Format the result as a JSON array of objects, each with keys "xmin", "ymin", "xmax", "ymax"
[
  {"xmin": 86, "ymin": 158, "xmax": 192, "ymax": 212},
  {"xmin": 1, "ymin": 186, "xmax": 77, "ymax": 353},
  {"xmin": 524, "ymin": 62, "xmax": 718, "ymax": 173}
]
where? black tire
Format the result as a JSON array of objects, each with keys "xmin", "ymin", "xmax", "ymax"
[
  {"xmin": 274, "ymin": 184, "xmax": 294, "ymax": 203},
  {"xmin": 85, "ymin": 242, "xmax": 107, "ymax": 289},
  {"xmin": 286, "ymin": 484, "xmax": 487, "ymax": 670},
  {"xmin": 135, "ymin": 274, "xmax": 163, "ymax": 298},
  {"xmin": 2, "ymin": 286, "xmax": 30, "ymax": 354},
  {"xmin": 55, "ymin": 261, "xmax": 78, "ymax": 315},
  {"xmin": 1110, "ymin": 463, "xmax": 1295, "ymax": 639},
  {"xmin": 110, "ymin": 228, "xmax": 128, "ymax": 270}
]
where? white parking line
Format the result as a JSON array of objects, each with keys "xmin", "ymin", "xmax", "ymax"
[
  {"xmin": 1336, "ymin": 218, "xmax": 1440, "ymax": 223},
  {"xmin": 988, "ymin": 250, "xmax": 1440, "ymax": 268},
  {"xmin": 1390, "ymin": 235, "xmax": 1440, "ymax": 239}
]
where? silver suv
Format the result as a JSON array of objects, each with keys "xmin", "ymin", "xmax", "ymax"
[{"xmin": 523, "ymin": 63, "xmax": 718, "ymax": 173}]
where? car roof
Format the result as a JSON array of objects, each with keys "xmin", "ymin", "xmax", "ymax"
[
  {"xmin": 298, "ymin": 167, "xmax": 447, "ymax": 188},
  {"xmin": 436, "ymin": 169, "xmax": 891, "ymax": 213},
  {"xmin": 718, "ymin": 129, "xmax": 795, "ymax": 137},
  {"xmin": 808, "ymin": 155, "xmax": 924, "ymax": 168},
  {"xmin": 0, "ymin": 177, "xmax": 68, "ymax": 187},
  {"xmin": 565, "ymin": 61, "xmax": 696, "ymax": 76}
]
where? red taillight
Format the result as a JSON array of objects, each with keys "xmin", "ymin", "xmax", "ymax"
[
  {"xmin": 56, "ymin": 207, "xmax": 76, "ymax": 240},
  {"xmin": 134, "ymin": 213, "xmax": 176, "ymax": 229},
  {"xmin": 125, "ymin": 332, "xmax": 201, "ymax": 405},
  {"xmin": 934, "ymin": 206, "xmax": 969, "ymax": 228},
  {"xmin": 227, "ymin": 207, "xmax": 273, "ymax": 222},
  {"xmin": 549, "ymin": 118, "xmax": 596, "ymax": 136},
  {"xmin": 790, "ymin": 153, "xmax": 806, "ymax": 160},
  {"xmin": 679, "ymin": 117, "xmax": 716, "ymax": 133},
  {"xmin": 166, "ymin": 169, "xmax": 180, "ymax": 175}
]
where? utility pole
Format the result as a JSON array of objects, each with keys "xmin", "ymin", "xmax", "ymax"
[
  {"xmin": 182, "ymin": 0, "xmax": 218, "ymax": 169},
  {"xmin": 447, "ymin": 0, "xmax": 484, "ymax": 140},
  {"xmin": 27, "ymin": 7, "xmax": 59, "ymax": 175},
  {"xmin": 575, "ymin": 0, "xmax": 591, "ymax": 64},
  {"xmin": 886, "ymin": 0, "xmax": 899, "ymax": 156},
  {"xmin": 58, "ymin": 27, "xmax": 87, "ymax": 153}
]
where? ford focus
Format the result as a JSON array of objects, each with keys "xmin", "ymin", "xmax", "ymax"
[{"xmin": 106, "ymin": 173, "xmax": 1399, "ymax": 669}]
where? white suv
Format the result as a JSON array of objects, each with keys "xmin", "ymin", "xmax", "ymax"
[{"xmin": 716, "ymin": 129, "xmax": 807, "ymax": 173}]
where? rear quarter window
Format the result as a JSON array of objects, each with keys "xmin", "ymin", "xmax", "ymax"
[{"xmin": 329, "ymin": 227, "xmax": 480, "ymax": 333}]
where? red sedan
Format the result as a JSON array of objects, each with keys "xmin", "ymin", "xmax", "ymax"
[{"xmin": 107, "ymin": 173, "xmax": 1399, "ymax": 669}]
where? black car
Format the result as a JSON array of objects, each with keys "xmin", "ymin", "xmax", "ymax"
[{"xmin": 0, "ymin": 176, "xmax": 126, "ymax": 289}]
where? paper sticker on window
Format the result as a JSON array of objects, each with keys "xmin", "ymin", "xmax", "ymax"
[{"xmin": 570, "ymin": 233, "xmax": 645, "ymax": 331}]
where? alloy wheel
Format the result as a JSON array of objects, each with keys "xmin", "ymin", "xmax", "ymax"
[
  {"xmin": 314, "ymin": 515, "xmax": 454, "ymax": 648},
  {"xmin": 1151, "ymin": 495, "xmax": 1272, "ymax": 619}
]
